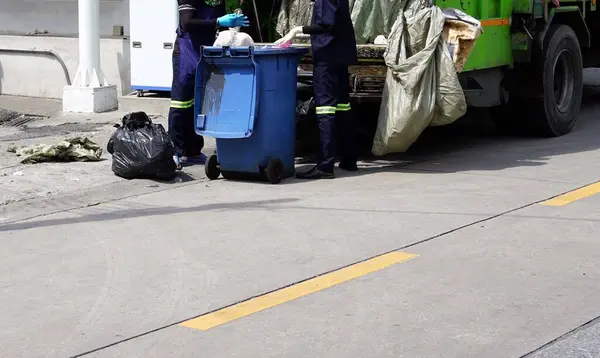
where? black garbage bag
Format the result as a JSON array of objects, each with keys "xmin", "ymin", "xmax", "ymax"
[{"xmin": 107, "ymin": 112, "xmax": 177, "ymax": 180}]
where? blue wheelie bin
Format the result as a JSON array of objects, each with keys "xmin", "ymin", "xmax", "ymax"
[{"xmin": 194, "ymin": 45, "xmax": 308, "ymax": 184}]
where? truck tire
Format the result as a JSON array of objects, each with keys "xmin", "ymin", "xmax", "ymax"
[{"xmin": 531, "ymin": 24, "xmax": 583, "ymax": 136}]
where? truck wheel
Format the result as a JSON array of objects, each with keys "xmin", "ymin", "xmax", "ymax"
[{"xmin": 531, "ymin": 25, "xmax": 583, "ymax": 136}]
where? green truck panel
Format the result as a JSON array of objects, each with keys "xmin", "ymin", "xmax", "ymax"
[
  {"xmin": 463, "ymin": 24, "xmax": 513, "ymax": 70},
  {"xmin": 437, "ymin": 0, "xmax": 514, "ymax": 71}
]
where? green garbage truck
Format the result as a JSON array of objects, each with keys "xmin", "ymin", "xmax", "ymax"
[{"xmin": 287, "ymin": 0, "xmax": 597, "ymax": 138}]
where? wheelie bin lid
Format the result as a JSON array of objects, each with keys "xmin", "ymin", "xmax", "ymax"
[{"xmin": 194, "ymin": 46, "xmax": 308, "ymax": 139}]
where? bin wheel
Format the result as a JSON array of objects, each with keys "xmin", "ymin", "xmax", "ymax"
[
  {"xmin": 205, "ymin": 154, "xmax": 221, "ymax": 180},
  {"xmin": 265, "ymin": 158, "xmax": 284, "ymax": 184}
]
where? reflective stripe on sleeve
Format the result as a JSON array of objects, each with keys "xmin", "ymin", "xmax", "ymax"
[{"xmin": 178, "ymin": 5, "xmax": 196, "ymax": 11}]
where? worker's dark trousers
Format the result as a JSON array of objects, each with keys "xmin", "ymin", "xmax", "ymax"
[
  {"xmin": 313, "ymin": 61, "xmax": 357, "ymax": 172},
  {"xmin": 168, "ymin": 52, "xmax": 203, "ymax": 157}
]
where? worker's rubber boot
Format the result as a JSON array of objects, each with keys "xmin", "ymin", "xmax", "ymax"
[
  {"xmin": 296, "ymin": 165, "xmax": 335, "ymax": 180},
  {"xmin": 173, "ymin": 155, "xmax": 183, "ymax": 171},
  {"xmin": 181, "ymin": 153, "xmax": 208, "ymax": 166}
]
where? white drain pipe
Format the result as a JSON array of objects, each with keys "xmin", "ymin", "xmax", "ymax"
[{"xmin": 0, "ymin": 48, "xmax": 71, "ymax": 85}]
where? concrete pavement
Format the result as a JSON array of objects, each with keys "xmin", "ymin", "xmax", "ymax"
[
  {"xmin": 83, "ymin": 199, "xmax": 600, "ymax": 358},
  {"xmin": 527, "ymin": 317, "xmax": 600, "ymax": 358},
  {"xmin": 0, "ymin": 95, "xmax": 215, "ymax": 207},
  {"xmin": 1, "ymin": 96, "xmax": 600, "ymax": 357}
]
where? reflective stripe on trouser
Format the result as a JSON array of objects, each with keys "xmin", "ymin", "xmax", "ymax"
[
  {"xmin": 314, "ymin": 104, "xmax": 351, "ymax": 115},
  {"xmin": 312, "ymin": 62, "xmax": 357, "ymax": 171},
  {"xmin": 316, "ymin": 106, "xmax": 336, "ymax": 115},
  {"xmin": 168, "ymin": 52, "xmax": 203, "ymax": 157},
  {"xmin": 336, "ymin": 103, "xmax": 351, "ymax": 111},
  {"xmin": 170, "ymin": 99, "xmax": 194, "ymax": 109}
]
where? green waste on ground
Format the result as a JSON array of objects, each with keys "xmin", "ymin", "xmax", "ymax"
[{"xmin": 7, "ymin": 137, "xmax": 103, "ymax": 164}]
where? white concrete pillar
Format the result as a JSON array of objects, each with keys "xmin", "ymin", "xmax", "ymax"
[
  {"xmin": 63, "ymin": 0, "xmax": 117, "ymax": 113},
  {"xmin": 73, "ymin": 0, "xmax": 105, "ymax": 87}
]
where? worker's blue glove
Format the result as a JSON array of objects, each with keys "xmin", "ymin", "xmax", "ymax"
[{"xmin": 217, "ymin": 14, "xmax": 250, "ymax": 28}]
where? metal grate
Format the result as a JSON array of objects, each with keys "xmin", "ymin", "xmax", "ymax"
[
  {"xmin": 0, "ymin": 113, "xmax": 43, "ymax": 127},
  {"xmin": 351, "ymin": 75, "xmax": 386, "ymax": 93}
]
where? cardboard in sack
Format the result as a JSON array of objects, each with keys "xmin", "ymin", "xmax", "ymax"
[{"xmin": 442, "ymin": 8, "xmax": 483, "ymax": 72}]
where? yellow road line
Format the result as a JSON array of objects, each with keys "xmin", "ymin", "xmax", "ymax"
[
  {"xmin": 180, "ymin": 251, "xmax": 418, "ymax": 331},
  {"xmin": 542, "ymin": 182, "xmax": 600, "ymax": 206}
]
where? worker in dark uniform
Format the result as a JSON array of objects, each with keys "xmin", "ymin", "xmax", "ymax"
[
  {"xmin": 275, "ymin": 0, "xmax": 358, "ymax": 179},
  {"xmin": 170, "ymin": 0, "xmax": 249, "ymax": 169}
]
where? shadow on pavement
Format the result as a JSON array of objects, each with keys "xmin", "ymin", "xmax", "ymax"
[
  {"xmin": 6, "ymin": 192, "xmax": 599, "ymax": 233},
  {"xmin": 0, "ymin": 198, "xmax": 300, "ymax": 232},
  {"xmin": 324, "ymin": 92, "xmax": 600, "ymax": 179}
]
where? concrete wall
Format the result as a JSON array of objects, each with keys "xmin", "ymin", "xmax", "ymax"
[
  {"xmin": 0, "ymin": 0, "xmax": 129, "ymax": 37},
  {"xmin": 0, "ymin": 0, "xmax": 131, "ymax": 99},
  {"xmin": 0, "ymin": 35, "xmax": 131, "ymax": 99}
]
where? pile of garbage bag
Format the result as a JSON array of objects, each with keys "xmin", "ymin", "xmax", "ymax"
[
  {"xmin": 277, "ymin": 0, "xmax": 482, "ymax": 155},
  {"xmin": 276, "ymin": 0, "xmax": 405, "ymax": 44},
  {"xmin": 214, "ymin": 29, "xmax": 255, "ymax": 47},
  {"xmin": 213, "ymin": 8, "xmax": 255, "ymax": 47},
  {"xmin": 372, "ymin": 0, "xmax": 468, "ymax": 155},
  {"xmin": 107, "ymin": 112, "xmax": 177, "ymax": 180}
]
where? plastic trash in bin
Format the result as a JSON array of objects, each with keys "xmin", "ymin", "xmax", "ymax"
[{"xmin": 194, "ymin": 45, "xmax": 308, "ymax": 184}]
